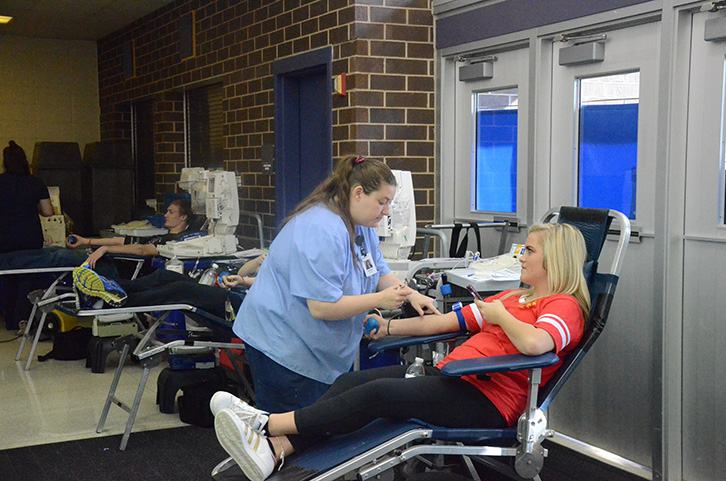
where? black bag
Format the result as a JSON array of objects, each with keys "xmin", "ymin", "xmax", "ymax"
[
  {"xmin": 449, "ymin": 222, "xmax": 482, "ymax": 258},
  {"xmin": 38, "ymin": 326, "xmax": 92, "ymax": 362},
  {"xmin": 178, "ymin": 382, "xmax": 237, "ymax": 428},
  {"xmin": 178, "ymin": 385, "xmax": 221, "ymax": 428}
]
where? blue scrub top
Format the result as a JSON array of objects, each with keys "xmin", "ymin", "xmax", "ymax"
[{"xmin": 233, "ymin": 204, "xmax": 391, "ymax": 385}]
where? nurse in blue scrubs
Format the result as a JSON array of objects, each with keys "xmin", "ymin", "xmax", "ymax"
[{"xmin": 234, "ymin": 156, "xmax": 439, "ymax": 412}]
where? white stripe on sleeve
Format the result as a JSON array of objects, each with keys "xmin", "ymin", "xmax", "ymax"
[
  {"xmin": 536, "ymin": 313, "xmax": 571, "ymax": 349},
  {"xmin": 466, "ymin": 303, "xmax": 484, "ymax": 329}
]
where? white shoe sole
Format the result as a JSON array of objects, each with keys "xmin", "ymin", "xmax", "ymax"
[{"xmin": 215, "ymin": 410, "xmax": 269, "ymax": 481}]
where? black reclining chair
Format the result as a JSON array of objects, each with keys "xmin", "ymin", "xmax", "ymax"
[{"xmin": 213, "ymin": 206, "xmax": 630, "ymax": 481}]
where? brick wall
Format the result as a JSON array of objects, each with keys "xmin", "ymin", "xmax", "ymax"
[
  {"xmin": 97, "ymin": 0, "xmax": 435, "ymax": 252},
  {"xmin": 153, "ymin": 91, "xmax": 185, "ymax": 196}
]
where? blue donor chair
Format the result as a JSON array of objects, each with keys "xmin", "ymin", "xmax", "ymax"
[{"xmin": 212, "ymin": 206, "xmax": 630, "ymax": 481}]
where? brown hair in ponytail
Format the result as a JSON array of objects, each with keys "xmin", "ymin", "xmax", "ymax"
[
  {"xmin": 3, "ymin": 141, "xmax": 30, "ymax": 175},
  {"xmin": 282, "ymin": 155, "xmax": 396, "ymax": 261}
]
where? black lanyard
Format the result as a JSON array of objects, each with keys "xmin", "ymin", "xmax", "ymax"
[{"xmin": 355, "ymin": 235, "xmax": 367, "ymax": 257}]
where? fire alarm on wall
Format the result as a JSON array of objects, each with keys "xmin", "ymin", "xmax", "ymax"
[{"xmin": 333, "ymin": 73, "xmax": 346, "ymax": 96}]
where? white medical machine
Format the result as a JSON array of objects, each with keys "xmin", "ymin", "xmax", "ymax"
[
  {"xmin": 157, "ymin": 168, "xmax": 240, "ymax": 258},
  {"xmin": 377, "ymin": 170, "xmax": 470, "ymax": 290},
  {"xmin": 377, "ymin": 170, "xmax": 417, "ymax": 279}
]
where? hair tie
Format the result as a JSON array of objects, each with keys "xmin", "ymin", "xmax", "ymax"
[{"xmin": 354, "ymin": 156, "xmax": 365, "ymax": 164}]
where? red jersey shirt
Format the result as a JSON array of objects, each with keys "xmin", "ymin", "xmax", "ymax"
[{"xmin": 437, "ymin": 290, "xmax": 584, "ymax": 425}]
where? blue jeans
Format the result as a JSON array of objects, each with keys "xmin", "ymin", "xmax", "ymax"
[
  {"xmin": 0, "ymin": 246, "xmax": 119, "ymax": 329},
  {"xmin": 244, "ymin": 344, "xmax": 331, "ymax": 413},
  {"xmin": 0, "ymin": 246, "xmax": 118, "ymax": 278},
  {"xmin": 117, "ymin": 269, "xmax": 244, "ymax": 319}
]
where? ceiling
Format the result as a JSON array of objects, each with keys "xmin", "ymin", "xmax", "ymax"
[{"xmin": 0, "ymin": 0, "xmax": 177, "ymax": 41}]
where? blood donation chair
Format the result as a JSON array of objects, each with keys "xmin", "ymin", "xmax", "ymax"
[
  {"xmin": 211, "ymin": 206, "xmax": 630, "ymax": 481},
  {"xmin": 16, "ymin": 275, "xmax": 254, "ymax": 450}
]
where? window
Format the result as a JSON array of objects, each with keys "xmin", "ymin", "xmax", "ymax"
[
  {"xmin": 449, "ymin": 46, "xmax": 529, "ymax": 222},
  {"xmin": 132, "ymin": 99, "xmax": 155, "ymax": 211},
  {"xmin": 185, "ymin": 83, "xmax": 224, "ymax": 168},
  {"xmin": 577, "ymin": 72, "xmax": 640, "ymax": 219},
  {"xmin": 474, "ymin": 89, "xmax": 518, "ymax": 213}
]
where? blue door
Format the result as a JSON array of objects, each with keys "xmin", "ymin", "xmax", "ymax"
[{"xmin": 273, "ymin": 47, "xmax": 333, "ymax": 225}]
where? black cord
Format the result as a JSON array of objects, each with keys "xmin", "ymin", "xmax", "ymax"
[{"xmin": 0, "ymin": 334, "xmax": 22, "ymax": 343}]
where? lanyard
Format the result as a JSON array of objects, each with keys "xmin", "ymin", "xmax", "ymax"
[{"xmin": 355, "ymin": 235, "xmax": 367, "ymax": 257}]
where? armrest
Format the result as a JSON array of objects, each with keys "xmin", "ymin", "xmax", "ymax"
[
  {"xmin": 440, "ymin": 352, "xmax": 559, "ymax": 377},
  {"xmin": 368, "ymin": 332, "xmax": 465, "ymax": 352},
  {"xmin": 108, "ymin": 254, "xmax": 146, "ymax": 261}
]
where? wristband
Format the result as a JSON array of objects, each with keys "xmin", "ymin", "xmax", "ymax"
[{"xmin": 387, "ymin": 319, "xmax": 393, "ymax": 336}]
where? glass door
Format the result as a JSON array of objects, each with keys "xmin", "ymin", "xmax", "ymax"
[{"xmin": 545, "ymin": 20, "xmax": 660, "ymax": 469}]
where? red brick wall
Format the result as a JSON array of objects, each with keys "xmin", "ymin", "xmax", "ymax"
[{"xmin": 97, "ymin": 0, "xmax": 435, "ymax": 251}]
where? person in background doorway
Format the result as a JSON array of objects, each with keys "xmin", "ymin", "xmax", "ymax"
[{"xmin": 0, "ymin": 141, "xmax": 54, "ymax": 330}]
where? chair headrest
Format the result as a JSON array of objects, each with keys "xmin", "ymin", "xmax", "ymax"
[{"xmin": 558, "ymin": 206, "xmax": 612, "ymax": 262}]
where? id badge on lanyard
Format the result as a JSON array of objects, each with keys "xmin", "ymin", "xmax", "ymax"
[{"xmin": 362, "ymin": 252, "xmax": 377, "ymax": 277}]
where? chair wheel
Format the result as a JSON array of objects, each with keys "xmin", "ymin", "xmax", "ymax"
[{"xmin": 514, "ymin": 443, "xmax": 545, "ymax": 479}]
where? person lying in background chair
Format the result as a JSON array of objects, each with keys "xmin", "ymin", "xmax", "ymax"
[
  {"xmin": 66, "ymin": 199, "xmax": 198, "ymax": 269},
  {"xmin": 73, "ymin": 253, "xmax": 266, "ymax": 318}
]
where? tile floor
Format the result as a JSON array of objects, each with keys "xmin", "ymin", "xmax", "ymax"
[{"xmin": 0, "ymin": 329, "xmax": 185, "ymax": 450}]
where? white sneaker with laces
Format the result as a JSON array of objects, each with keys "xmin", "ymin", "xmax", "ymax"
[
  {"xmin": 215, "ymin": 409, "xmax": 276, "ymax": 481},
  {"xmin": 210, "ymin": 391, "xmax": 269, "ymax": 433}
]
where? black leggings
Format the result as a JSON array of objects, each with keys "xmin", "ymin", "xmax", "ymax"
[
  {"xmin": 117, "ymin": 269, "xmax": 240, "ymax": 319},
  {"xmin": 288, "ymin": 364, "xmax": 508, "ymax": 453}
]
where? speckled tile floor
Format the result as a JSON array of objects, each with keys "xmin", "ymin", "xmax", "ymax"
[{"xmin": 0, "ymin": 329, "xmax": 185, "ymax": 450}]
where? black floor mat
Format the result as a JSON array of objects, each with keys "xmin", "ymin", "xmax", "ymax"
[{"xmin": 0, "ymin": 426, "xmax": 224, "ymax": 481}]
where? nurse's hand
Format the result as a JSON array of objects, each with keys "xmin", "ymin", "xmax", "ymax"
[
  {"xmin": 84, "ymin": 246, "xmax": 108, "ymax": 268},
  {"xmin": 407, "ymin": 291, "xmax": 442, "ymax": 316},
  {"xmin": 378, "ymin": 284, "xmax": 413, "ymax": 311}
]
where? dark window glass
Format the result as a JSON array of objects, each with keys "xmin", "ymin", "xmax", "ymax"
[{"xmin": 186, "ymin": 84, "xmax": 224, "ymax": 168}]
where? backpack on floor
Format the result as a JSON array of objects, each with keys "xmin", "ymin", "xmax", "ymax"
[{"xmin": 38, "ymin": 326, "xmax": 92, "ymax": 361}]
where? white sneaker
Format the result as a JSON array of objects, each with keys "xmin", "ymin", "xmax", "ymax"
[
  {"xmin": 215, "ymin": 409, "xmax": 276, "ymax": 481},
  {"xmin": 210, "ymin": 391, "xmax": 269, "ymax": 433}
]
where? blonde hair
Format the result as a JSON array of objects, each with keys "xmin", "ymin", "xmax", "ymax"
[
  {"xmin": 282, "ymin": 156, "xmax": 396, "ymax": 263},
  {"xmin": 523, "ymin": 223, "xmax": 591, "ymax": 321}
]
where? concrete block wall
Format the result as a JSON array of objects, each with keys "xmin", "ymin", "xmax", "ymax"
[{"xmin": 97, "ymin": 0, "xmax": 435, "ymax": 248}]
